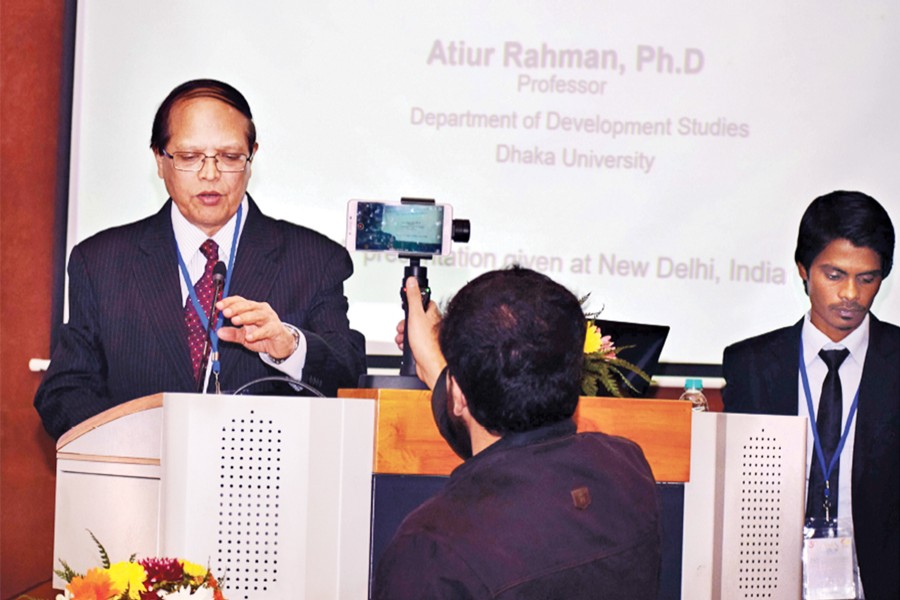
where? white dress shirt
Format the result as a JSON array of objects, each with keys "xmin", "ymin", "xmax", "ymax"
[{"xmin": 799, "ymin": 311, "xmax": 869, "ymax": 528}]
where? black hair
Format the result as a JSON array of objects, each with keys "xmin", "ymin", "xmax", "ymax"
[
  {"xmin": 795, "ymin": 191, "xmax": 895, "ymax": 283},
  {"xmin": 150, "ymin": 79, "xmax": 256, "ymax": 154},
  {"xmin": 438, "ymin": 267, "xmax": 585, "ymax": 435}
]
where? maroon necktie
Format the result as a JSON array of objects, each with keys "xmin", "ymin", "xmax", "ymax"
[{"xmin": 184, "ymin": 239, "xmax": 220, "ymax": 382}]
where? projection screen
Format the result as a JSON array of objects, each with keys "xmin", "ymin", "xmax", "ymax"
[{"xmin": 67, "ymin": 1, "xmax": 900, "ymax": 364}]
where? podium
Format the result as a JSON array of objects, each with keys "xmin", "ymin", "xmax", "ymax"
[
  {"xmin": 54, "ymin": 391, "xmax": 806, "ymax": 599},
  {"xmin": 54, "ymin": 393, "xmax": 376, "ymax": 599},
  {"xmin": 681, "ymin": 412, "xmax": 807, "ymax": 599}
]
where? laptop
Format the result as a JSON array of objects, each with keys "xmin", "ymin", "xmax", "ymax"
[{"xmin": 592, "ymin": 319, "xmax": 670, "ymax": 397}]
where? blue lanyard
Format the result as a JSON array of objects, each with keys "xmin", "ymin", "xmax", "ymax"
[
  {"xmin": 176, "ymin": 203, "xmax": 243, "ymax": 383},
  {"xmin": 798, "ymin": 342, "xmax": 860, "ymax": 504}
]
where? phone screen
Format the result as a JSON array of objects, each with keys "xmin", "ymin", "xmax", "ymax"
[{"xmin": 354, "ymin": 202, "xmax": 445, "ymax": 254}]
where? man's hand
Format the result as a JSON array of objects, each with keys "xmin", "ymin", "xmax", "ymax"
[
  {"xmin": 395, "ymin": 277, "xmax": 446, "ymax": 389},
  {"xmin": 216, "ymin": 296, "xmax": 296, "ymax": 359}
]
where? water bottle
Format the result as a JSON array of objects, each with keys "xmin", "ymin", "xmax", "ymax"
[{"xmin": 679, "ymin": 378, "xmax": 708, "ymax": 412}]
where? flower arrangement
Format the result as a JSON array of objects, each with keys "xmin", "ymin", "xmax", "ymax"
[
  {"xmin": 580, "ymin": 299, "xmax": 651, "ymax": 397},
  {"xmin": 53, "ymin": 533, "xmax": 226, "ymax": 600}
]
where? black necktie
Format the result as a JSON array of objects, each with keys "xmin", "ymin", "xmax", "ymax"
[{"xmin": 805, "ymin": 348, "xmax": 850, "ymax": 522}]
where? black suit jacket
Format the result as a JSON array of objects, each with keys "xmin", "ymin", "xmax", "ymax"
[
  {"xmin": 35, "ymin": 198, "xmax": 366, "ymax": 440},
  {"xmin": 722, "ymin": 315, "xmax": 900, "ymax": 599}
]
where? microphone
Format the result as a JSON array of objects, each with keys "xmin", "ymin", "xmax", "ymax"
[
  {"xmin": 211, "ymin": 261, "xmax": 227, "ymax": 293},
  {"xmin": 199, "ymin": 261, "xmax": 227, "ymax": 392},
  {"xmin": 210, "ymin": 261, "xmax": 227, "ymax": 328}
]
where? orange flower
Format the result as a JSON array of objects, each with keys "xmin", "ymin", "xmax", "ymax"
[
  {"xmin": 203, "ymin": 572, "xmax": 226, "ymax": 600},
  {"xmin": 67, "ymin": 567, "xmax": 122, "ymax": 600}
]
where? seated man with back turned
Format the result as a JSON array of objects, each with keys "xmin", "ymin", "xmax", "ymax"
[
  {"xmin": 34, "ymin": 79, "xmax": 366, "ymax": 440},
  {"xmin": 374, "ymin": 267, "xmax": 661, "ymax": 599},
  {"xmin": 723, "ymin": 191, "xmax": 898, "ymax": 598}
]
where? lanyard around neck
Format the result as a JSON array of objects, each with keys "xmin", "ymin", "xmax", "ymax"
[
  {"xmin": 176, "ymin": 203, "xmax": 243, "ymax": 379},
  {"xmin": 798, "ymin": 342, "xmax": 860, "ymax": 499}
]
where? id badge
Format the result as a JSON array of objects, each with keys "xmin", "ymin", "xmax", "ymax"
[{"xmin": 802, "ymin": 518, "xmax": 862, "ymax": 600}]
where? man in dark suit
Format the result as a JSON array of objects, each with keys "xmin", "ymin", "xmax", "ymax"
[
  {"xmin": 35, "ymin": 79, "xmax": 366, "ymax": 440},
  {"xmin": 723, "ymin": 191, "xmax": 898, "ymax": 599}
]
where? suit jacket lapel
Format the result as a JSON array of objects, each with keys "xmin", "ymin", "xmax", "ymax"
[
  {"xmin": 229, "ymin": 197, "xmax": 283, "ymax": 302},
  {"xmin": 853, "ymin": 316, "xmax": 896, "ymax": 485},
  {"xmin": 134, "ymin": 201, "xmax": 196, "ymax": 389},
  {"xmin": 761, "ymin": 320, "xmax": 803, "ymax": 415}
]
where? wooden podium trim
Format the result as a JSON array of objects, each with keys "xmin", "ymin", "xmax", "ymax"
[
  {"xmin": 56, "ymin": 452, "xmax": 161, "ymax": 466},
  {"xmin": 340, "ymin": 388, "xmax": 451, "ymax": 475},
  {"xmin": 340, "ymin": 389, "xmax": 691, "ymax": 481},
  {"xmin": 56, "ymin": 393, "xmax": 164, "ymax": 451}
]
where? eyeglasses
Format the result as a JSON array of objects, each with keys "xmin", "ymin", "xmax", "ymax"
[{"xmin": 162, "ymin": 149, "xmax": 253, "ymax": 173}]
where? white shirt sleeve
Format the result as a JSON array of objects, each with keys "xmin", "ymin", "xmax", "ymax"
[{"xmin": 259, "ymin": 323, "xmax": 307, "ymax": 381}]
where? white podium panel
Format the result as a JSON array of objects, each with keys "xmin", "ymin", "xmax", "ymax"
[
  {"xmin": 682, "ymin": 412, "xmax": 807, "ymax": 600},
  {"xmin": 54, "ymin": 393, "xmax": 375, "ymax": 600},
  {"xmin": 54, "ymin": 460, "xmax": 162, "ymax": 581},
  {"xmin": 54, "ymin": 400, "xmax": 164, "ymax": 587}
]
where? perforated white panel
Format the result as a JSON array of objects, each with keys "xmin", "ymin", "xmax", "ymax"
[
  {"xmin": 683, "ymin": 412, "xmax": 806, "ymax": 600},
  {"xmin": 217, "ymin": 410, "xmax": 283, "ymax": 597},
  {"xmin": 737, "ymin": 430, "xmax": 786, "ymax": 598},
  {"xmin": 160, "ymin": 393, "xmax": 375, "ymax": 599},
  {"xmin": 721, "ymin": 416, "xmax": 806, "ymax": 599}
]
